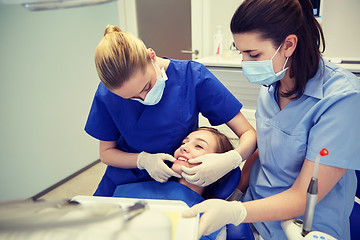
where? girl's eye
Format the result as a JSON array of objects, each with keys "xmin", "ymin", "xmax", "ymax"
[
  {"xmin": 195, "ymin": 145, "xmax": 204, "ymax": 149},
  {"xmin": 250, "ymin": 54, "xmax": 259, "ymax": 58}
]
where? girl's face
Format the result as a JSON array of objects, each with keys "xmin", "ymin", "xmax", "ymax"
[
  {"xmin": 172, "ymin": 130, "xmax": 218, "ymax": 175},
  {"xmin": 233, "ymin": 31, "xmax": 286, "ymax": 74},
  {"xmin": 111, "ymin": 62, "xmax": 159, "ymax": 100}
]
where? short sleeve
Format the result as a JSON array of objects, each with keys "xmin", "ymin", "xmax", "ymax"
[
  {"xmin": 306, "ymin": 92, "xmax": 360, "ymax": 170},
  {"xmin": 196, "ymin": 65, "xmax": 242, "ymax": 126},
  {"xmin": 84, "ymin": 84, "xmax": 120, "ymax": 141}
]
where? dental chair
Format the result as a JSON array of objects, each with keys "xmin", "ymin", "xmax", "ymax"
[
  {"xmin": 112, "ymin": 167, "xmax": 254, "ymax": 240},
  {"xmin": 350, "ymin": 170, "xmax": 360, "ymax": 240}
]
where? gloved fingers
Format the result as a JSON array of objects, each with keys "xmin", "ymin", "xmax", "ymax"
[
  {"xmin": 197, "ymin": 180, "xmax": 209, "ymax": 187},
  {"xmin": 149, "ymin": 168, "xmax": 170, "ymax": 182},
  {"xmin": 180, "ymin": 165, "xmax": 199, "ymax": 175},
  {"xmin": 157, "ymin": 153, "xmax": 177, "ymax": 162},
  {"xmin": 182, "ymin": 207, "xmax": 198, "ymax": 218},
  {"xmin": 197, "ymin": 205, "xmax": 224, "ymax": 237},
  {"xmin": 154, "ymin": 172, "xmax": 171, "ymax": 183},
  {"xmin": 183, "ymin": 200, "xmax": 227, "ymax": 238},
  {"xmin": 196, "ymin": 205, "xmax": 216, "ymax": 238},
  {"xmin": 198, "ymin": 218, "xmax": 210, "ymax": 238},
  {"xmin": 150, "ymin": 173, "xmax": 166, "ymax": 183},
  {"xmin": 156, "ymin": 177, "xmax": 167, "ymax": 183},
  {"xmin": 171, "ymin": 171, "xmax": 182, "ymax": 178},
  {"xmin": 186, "ymin": 178, "xmax": 207, "ymax": 187},
  {"xmin": 187, "ymin": 155, "xmax": 205, "ymax": 164},
  {"xmin": 163, "ymin": 170, "xmax": 181, "ymax": 179},
  {"xmin": 162, "ymin": 154, "xmax": 177, "ymax": 163},
  {"xmin": 181, "ymin": 170, "xmax": 199, "ymax": 182},
  {"xmin": 182, "ymin": 201, "xmax": 207, "ymax": 218},
  {"xmin": 160, "ymin": 164, "xmax": 182, "ymax": 178},
  {"xmin": 181, "ymin": 170, "xmax": 208, "ymax": 186},
  {"xmin": 199, "ymin": 220, "xmax": 221, "ymax": 238}
]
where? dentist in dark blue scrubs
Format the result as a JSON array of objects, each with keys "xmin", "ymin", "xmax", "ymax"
[{"xmin": 85, "ymin": 25, "xmax": 257, "ymax": 197}]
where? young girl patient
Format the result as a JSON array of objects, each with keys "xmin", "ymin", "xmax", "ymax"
[
  {"xmin": 171, "ymin": 127, "xmax": 235, "ymax": 198},
  {"xmin": 113, "ymin": 127, "xmax": 235, "ymax": 202},
  {"xmin": 112, "ymin": 127, "xmax": 236, "ymax": 240}
]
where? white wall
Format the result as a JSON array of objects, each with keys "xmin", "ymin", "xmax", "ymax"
[
  {"xmin": 321, "ymin": 0, "xmax": 360, "ymax": 59},
  {"xmin": 198, "ymin": 0, "xmax": 360, "ymax": 60},
  {"xmin": 201, "ymin": 0, "xmax": 243, "ymax": 57},
  {"xmin": 0, "ymin": 2, "xmax": 119, "ymax": 201}
]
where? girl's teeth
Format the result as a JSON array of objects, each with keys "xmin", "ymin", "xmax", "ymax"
[{"xmin": 178, "ymin": 157, "xmax": 187, "ymax": 161}]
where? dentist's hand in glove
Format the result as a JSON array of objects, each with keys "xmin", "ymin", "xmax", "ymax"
[
  {"xmin": 137, "ymin": 151, "xmax": 181, "ymax": 182},
  {"xmin": 182, "ymin": 199, "xmax": 247, "ymax": 238},
  {"xmin": 180, "ymin": 150, "xmax": 242, "ymax": 186}
]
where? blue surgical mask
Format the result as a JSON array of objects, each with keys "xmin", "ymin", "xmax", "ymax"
[
  {"xmin": 132, "ymin": 62, "xmax": 168, "ymax": 105},
  {"xmin": 242, "ymin": 44, "xmax": 289, "ymax": 86}
]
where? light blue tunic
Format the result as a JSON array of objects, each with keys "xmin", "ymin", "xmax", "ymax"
[{"xmin": 243, "ymin": 60, "xmax": 360, "ymax": 240}]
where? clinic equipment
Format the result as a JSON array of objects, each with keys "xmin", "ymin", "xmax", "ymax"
[
  {"xmin": 281, "ymin": 148, "xmax": 337, "ymax": 240},
  {"xmin": 0, "ymin": 197, "xmax": 175, "ymax": 240},
  {"xmin": 0, "ymin": 199, "xmax": 147, "ymax": 231}
]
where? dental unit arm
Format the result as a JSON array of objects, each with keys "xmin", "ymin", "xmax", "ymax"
[{"xmin": 281, "ymin": 148, "xmax": 337, "ymax": 240}]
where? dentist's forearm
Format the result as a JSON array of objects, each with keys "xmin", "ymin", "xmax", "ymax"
[
  {"xmin": 100, "ymin": 148, "xmax": 139, "ymax": 168},
  {"xmin": 234, "ymin": 128, "xmax": 257, "ymax": 161},
  {"xmin": 99, "ymin": 140, "xmax": 139, "ymax": 168}
]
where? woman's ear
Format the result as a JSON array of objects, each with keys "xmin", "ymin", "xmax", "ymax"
[
  {"xmin": 147, "ymin": 48, "xmax": 157, "ymax": 61},
  {"xmin": 283, "ymin": 34, "xmax": 298, "ymax": 58}
]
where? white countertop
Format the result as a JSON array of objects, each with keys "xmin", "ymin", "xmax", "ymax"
[
  {"xmin": 196, "ymin": 53, "xmax": 242, "ymax": 68},
  {"xmin": 196, "ymin": 54, "xmax": 360, "ymax": 73}
]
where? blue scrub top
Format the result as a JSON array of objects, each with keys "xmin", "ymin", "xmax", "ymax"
[
  {"xmin": 85, "ymin": 59, "xmax": 242, "ymax": 196},
  {"xmin": 85, "ymin": 59, "xmax": 241, "ymax": 154},
  {"xmin": 243, "ymin": 60, "xmax": 360, "ymax": 240}
]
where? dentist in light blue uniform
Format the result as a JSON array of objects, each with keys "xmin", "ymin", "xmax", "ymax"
[
  {"xmin": 85, "ymin": 25, "xmax": 257, "ymax": 197},
  {"xmin": 182, "ymin": 0, "xmax": 360, "ymax": 239}
]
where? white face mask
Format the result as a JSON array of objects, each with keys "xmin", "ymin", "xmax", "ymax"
[
  {"xmin": 242, "ymin": 44, "xmax": 289, "ymax": 86},
  {"xmin": 132, "ymin": 62, "xmax": 168, "ymax": 105}
]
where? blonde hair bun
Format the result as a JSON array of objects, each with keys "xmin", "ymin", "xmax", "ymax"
[
  {"xmin": 95, "ymin": 25, "xmax": 150, "ymax": 90},
  {"xmin": 104, "ymin": 25, "xmax": 121, "ymax": 36}
]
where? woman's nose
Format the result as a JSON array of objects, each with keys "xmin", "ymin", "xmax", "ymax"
[{"xmin": 180, "ymin": 145, "xmax": 189, "ymax": 153}]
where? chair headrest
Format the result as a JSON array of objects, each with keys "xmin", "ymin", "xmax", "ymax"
[
  {"xmin": 355, "ymin": 170, "xmax": 360, "ymax": 198},
  {"xmin": 202, "ymin": 168, "xmax": 241, "ymax": 200}
]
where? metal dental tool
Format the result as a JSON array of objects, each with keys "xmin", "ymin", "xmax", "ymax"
[
  {"xmin": 123, "ymin": 200, "xmax": 149, "ymax": 222},
  {"xmin": 0, "ymin": 198, "xmax": 148, "ymax": 231},
  {"xmin": 302, "ymin": 148, "xmax": 329, "ymax": 236}
]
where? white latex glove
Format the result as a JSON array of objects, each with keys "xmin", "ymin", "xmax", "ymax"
[
  {"xmin": 182, "ymin": 199, "xmax": 247, "ymax": 238},
  {"xmin": 137, "ymin": 151, "xmax": 181, "ymax": 182},
  {"xmin": 180, "ymin": 150, "xmax": 242, "ymax": 186}
]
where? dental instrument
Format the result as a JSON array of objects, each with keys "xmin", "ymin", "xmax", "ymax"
[
  {"xmin": 302, "ymin": 148, "xmax": 329, "ymax": 236},
  {"xmin": 281, "ymin": 148, "xmax": 336, "ymax": 240}
]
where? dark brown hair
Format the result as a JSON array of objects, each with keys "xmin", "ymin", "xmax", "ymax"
[{"xmin": 230, "ymin": 0, "xmax": 325, "ymax": 99}]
